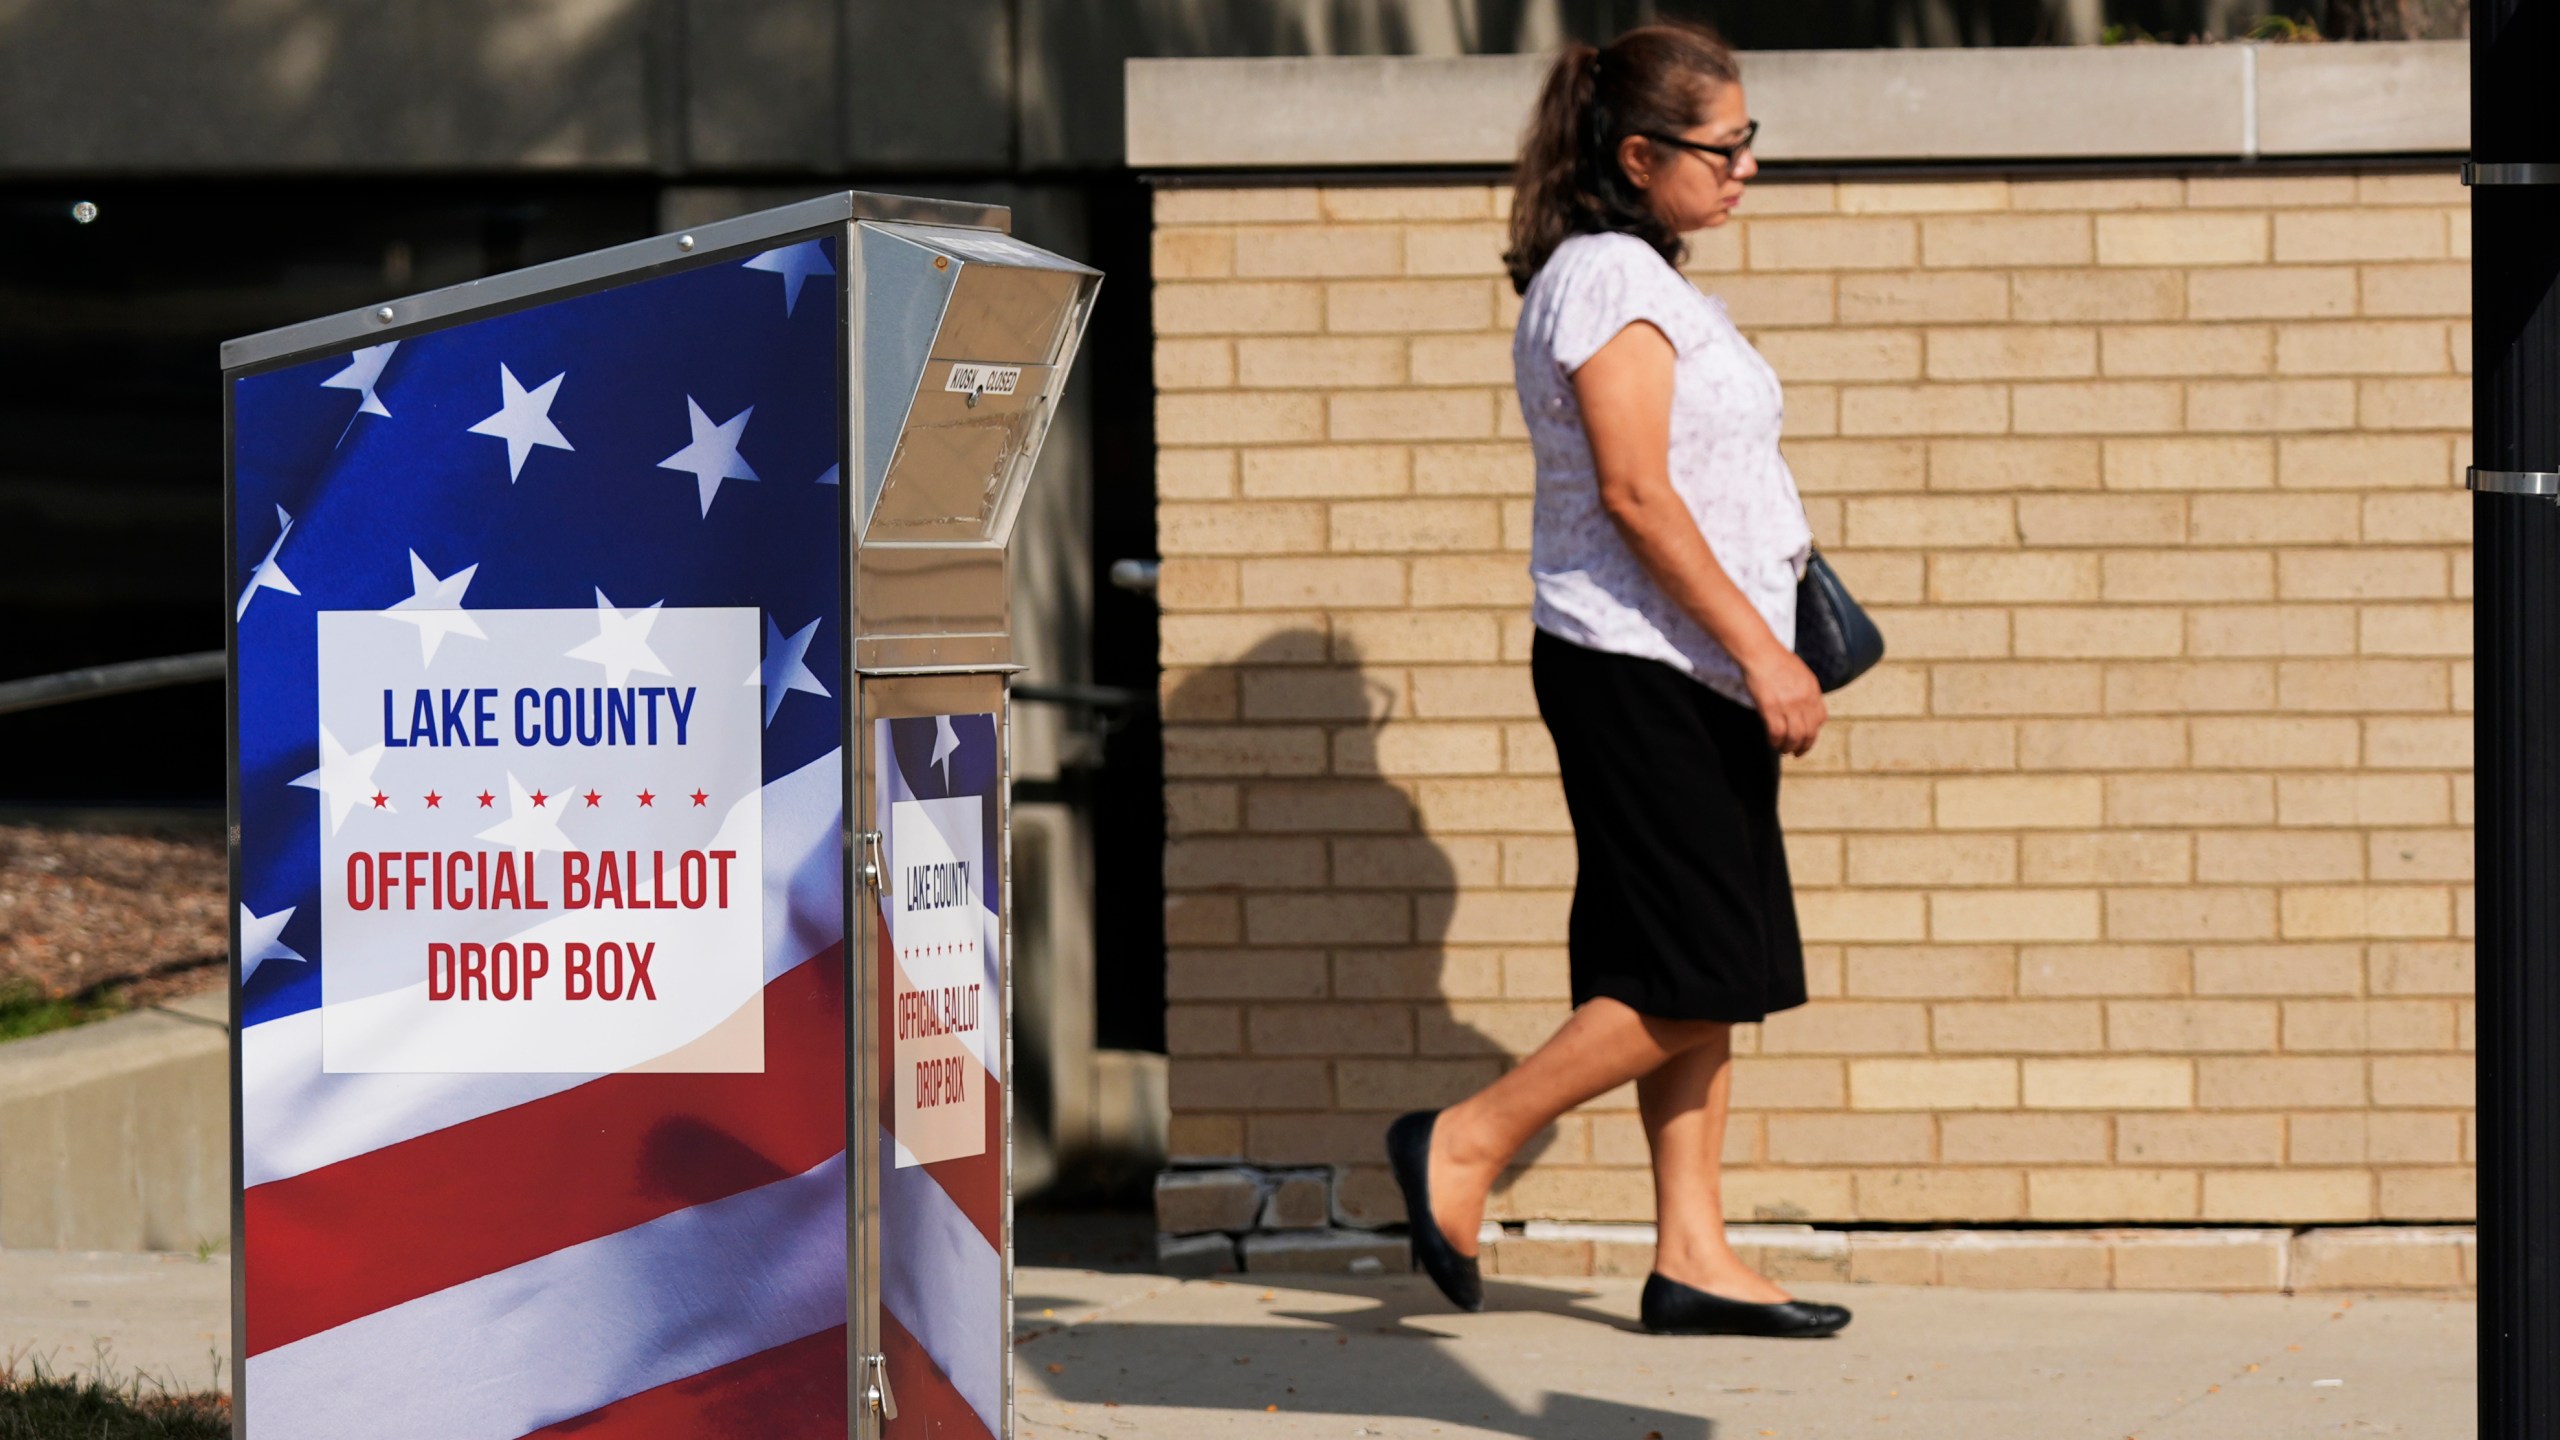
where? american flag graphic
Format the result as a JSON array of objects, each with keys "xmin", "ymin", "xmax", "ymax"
[
  {"xmin": 873, "ymin": 711, "xmax": 1007, "ymax": 1439},
  {"xmin": 229, "ymin": 233, "xmax": 897, "ymax": 1437}
]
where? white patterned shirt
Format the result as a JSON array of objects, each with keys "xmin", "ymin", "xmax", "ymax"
[{"xmin": 1514, "ymin": 230, "xmax": 1814, "ymax": 708}]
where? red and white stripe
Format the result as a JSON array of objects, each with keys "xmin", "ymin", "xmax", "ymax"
[
  {"xmin": 242, "ymin": 749, "xmax": 851, "ymax": 1437},
  {"xmin": 878, "ymin": 1125, "xmax": 1003, "ymax": 1433},
  {"xmin": 250, "ymin": 1153, "xmax": 846, "ymax": 1440},
  {"xmin": 870, "ymin": 735, "xmax": 1009, "ymax": 1440}
]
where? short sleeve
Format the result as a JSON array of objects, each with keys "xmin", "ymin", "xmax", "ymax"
[{"xmin": 1547, "ymin": 234, "xmax": 1699, "ymax": 375}]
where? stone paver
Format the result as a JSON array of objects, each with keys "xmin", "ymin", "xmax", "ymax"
[
  {"xmin": 1014, "ymin": 1269, "xmax": 2475, "ymax": 1439},
  {"xmin": 0, "ymin": 1249, "xmax": 229, "ymax": 1392},
  {"xmin": 0, "ymin": 1243, "xmax": 2476, "ymax": 1437}
]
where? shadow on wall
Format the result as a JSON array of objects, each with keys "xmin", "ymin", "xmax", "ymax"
[
  {"xmin": 2, "ymin": 0, "xmax": 2464, "ymax": 180},
  {"xmin": 1165, "ymin": 630, "xmax": 1558, "ymax": 1227},
  {"xmin": 1011, "ymin": 0, "xmax": 2255, "ymax": 166},
  {"xmin": 0, "ymin": 0, "xmax": 667, "ymax": 169}
]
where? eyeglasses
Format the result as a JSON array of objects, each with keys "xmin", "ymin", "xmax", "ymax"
[{"xmin": 1643, "ymin": 120, "xmax": 1758, "ymax": 165}]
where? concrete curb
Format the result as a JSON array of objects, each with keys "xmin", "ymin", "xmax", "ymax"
[
  {"xmin": 1494, "ymin": 1221, "xmax": 2475, "ymax": 1293},
  {"xmin": 1156, "ymin": 1165, "xmax": 2474, "ymax": 1290},
  {"xmin": 0, "ymin": 992, "xmax": 229, "ymax": 1252}
]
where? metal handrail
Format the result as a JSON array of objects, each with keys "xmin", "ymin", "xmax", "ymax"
[
  {"xmin": 0, "ymin": 656, "xmax": 1149, "ymax": 719},
  {"xmin": 1012, "ymin": 681, "xmax": 1147, "ymax": 712},
  {"xmin": 0, "ymin": 651, "xmax": 224, "ymax": 716}
]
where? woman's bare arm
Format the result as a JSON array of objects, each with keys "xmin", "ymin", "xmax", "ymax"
[{"xmin": 1571, "ymin": 320, "xmax": 1825, "ymax": 756}]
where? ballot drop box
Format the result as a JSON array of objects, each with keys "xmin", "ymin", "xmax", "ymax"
[{"xmin": 222, "ymin": 192, "xmax": 1099, "ymax": 1439}]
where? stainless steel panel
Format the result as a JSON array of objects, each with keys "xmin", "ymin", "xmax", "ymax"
[
  {"xmin": 855, "ymin": 636, "xmax": 1017, "ymax": 674},
  {"xmin": 853, "ymin": 673, "xmax": 1015, "ymax": 1440},
  {"xmin": 854, "ymin": 225, "xmax": 962, "ymax": 517},
  {"xmin": 872, "ymin": 365, "xmax": 1059, "ymax": 543},
  {"xmin": 931, "ymin": 262, "xmax": 1085, "ymax": 365},
  {"xmin": 855, "ymin": 543, "xmax": 1012, "ymax": 640},
  {"xmin": 223, "ymin": 191, "xmax": 1007, "ymax": 372},
  {"xmin": 885, "ymin": 225, "xmax": 1101, "ymax": 277},
  {"xmin": 849, "ymin": 222, "xmax": 1096, "ymax": 536}
]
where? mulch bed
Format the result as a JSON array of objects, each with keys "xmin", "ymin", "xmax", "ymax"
[{"xmin": 0, "ymin": 824, "xmax": 226, "ymax": 1009}]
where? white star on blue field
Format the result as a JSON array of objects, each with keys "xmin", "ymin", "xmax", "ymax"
[
  {"xmin": 742, "ymin": 241, "xmax": 836, "ymax": 316},
  {"xmin": 321, "ymin": 341, "xmax": 399, "ymax": 439},
  {"xmin": 237, "ymin": 903, "xmax": 308, "ymax": 985},
  {"xmin": 468, "ymin": 363, "xmax": 574, "ymax": 481},
  {"xmin": 931, "ymin": 714, "xmax": 962, "ymax": 786},
  {"xmin": 229, "ymin": 233, "xmax": 846, "ymax": 1027},
  {"xmin": 660, "ymin": 397, "xmax": 760, "ymax": 517},
  {"xmin": 236, "ymin": 504, "xmax": 301, "ymax": 620},
  {"xmin": 384, "ymin": 549, "xmax": 485, "ymax": 664},
  {"xmin": 751, "ymin": 613, "xmax": 830, "ymax": 728}
]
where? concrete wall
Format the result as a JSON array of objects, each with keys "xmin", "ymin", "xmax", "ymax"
[
  {"xmin": 0, "ymin": 994, "xmax": 229, "ymax": 1252},
  {"xmin": 1, "ymin": 1, "xmax": 2350, "ymax": 177},
  {"xmin": 1140, "ymin": 48, "xmax": 2474, "ymax": 1234},
  {"xmin": 0, "ymin": 0, "xmax": 1560, "ymax": 174}
]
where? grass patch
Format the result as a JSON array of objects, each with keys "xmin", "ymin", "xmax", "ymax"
[
  {"xmin": 0, "ymin": 1358, "xmax": 227, "ymax": 1440},
  {"xmin": 0, "ymin": 981, "xmax": 131, "ymax": 1044}
]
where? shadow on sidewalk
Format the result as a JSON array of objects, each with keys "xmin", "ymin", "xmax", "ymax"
[{"xmin": 1019, "ymin": 1275, "xmax": 1712, "ymax": 1439}]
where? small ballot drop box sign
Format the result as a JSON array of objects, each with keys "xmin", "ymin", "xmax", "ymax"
[{"xmin": 224, "ymin": 193, "xmax": 1098, "ymax": 1440}]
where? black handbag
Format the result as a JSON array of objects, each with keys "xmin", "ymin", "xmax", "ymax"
[{"xmin": 1794, "ymin": 550, "xmax": 1884, "ymax": 692}]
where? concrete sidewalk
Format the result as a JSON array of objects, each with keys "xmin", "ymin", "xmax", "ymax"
[
  {"xmin": 0, "ymin": 1244, "xmax": 2474, "ymax": 1437},
  {"xmin": 0, "ymin": 1248, "xmax": 228, "ymax": 1391},
  {"xmin": 1012, "ymin": 1267, "xmax": 2474, "ymax": 1440}
]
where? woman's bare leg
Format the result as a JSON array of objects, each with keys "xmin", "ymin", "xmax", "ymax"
[
  {"xmin": 1425, "ymin": 997, "xmax": 1720, "ymax": 1257},
  {"xmin": 1638, "ymin": 1027, "xmax": 1791, "ymax": 1302}
]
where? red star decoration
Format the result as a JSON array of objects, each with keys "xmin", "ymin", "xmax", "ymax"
[
  {"xmin": 424, "ymin": 791, "xmax": 442, "ymax": 809},
  {"xmin": 636, "ymin": 790, "xmax": 655, "ymax": 807},
  {"xmin": 370, "ymin": 791, "xmax": 389, "ymax": 809},
  {"xmin": 584, "ymin": 790, "xmax": 603, "ymax": 808},
  {"xmin": 477, "ymin": 791, "xmax": 495, "ymax": 808},
  {"xmin": 690, "ymin": 790, "xmax": 709, "ymax": 807},
  {"xmin": 530, "ymin": 789, "xmax": 549, "ymax": 807}
]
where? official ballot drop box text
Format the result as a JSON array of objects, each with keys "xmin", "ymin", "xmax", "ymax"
[{"xmin": 222, "ymin": 192, "xmax": 1100, "ymax": 1440}]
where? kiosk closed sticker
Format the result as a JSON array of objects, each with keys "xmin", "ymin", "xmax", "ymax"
[{"xmin": 877, "ymin": 712, "xmax": 999, "ymax": 1169}]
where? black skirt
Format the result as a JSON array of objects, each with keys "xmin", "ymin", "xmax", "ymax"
[{"xmin": 1531, "ymin": 628, "xmax": 1807, "ymax": 1024}]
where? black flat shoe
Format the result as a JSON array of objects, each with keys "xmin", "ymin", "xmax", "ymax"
[
  {"xmin": 1639, "ymin": 1272, "xmax": 1850, "ymax": 1338},
  {"xmin": 1385, "ymin": 1110, "xmax": 1482, "ymax": 1312}
]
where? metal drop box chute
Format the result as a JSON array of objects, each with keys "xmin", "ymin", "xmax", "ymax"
[
  {"xmin": 221, "ymin": 192, "xmax": 1099, "ymax": 1439},
  {"xmin": 854, "ymin": 219, "xmax": 1099, "ymax": 671}
]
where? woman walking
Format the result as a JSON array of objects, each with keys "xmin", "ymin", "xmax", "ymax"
[{"xmin": 1385, "ymin": 23, "xmax": 1850, "ymax": 1340}]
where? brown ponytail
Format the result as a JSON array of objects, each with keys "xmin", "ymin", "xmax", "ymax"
[{"xmin": 1502, "ymin": 22, "xmax": 1740, "ymax": 295}]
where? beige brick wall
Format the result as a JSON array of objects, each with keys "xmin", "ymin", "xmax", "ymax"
[{"xmin": 1151, "ymin": 171, "xmax": 2475, "ymax": 1228}]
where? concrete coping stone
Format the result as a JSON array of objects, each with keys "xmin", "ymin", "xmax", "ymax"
[
  {"xmin": 1847, "ymin": 1228, "xmax": 2281, "ymax": 1251},
  {"xmin": 1126, "ymin": 41, "xmax": 2463, "ymax": 170},
  {"xmin": 0, "ymin": 990, "xmax": 229, "ymax": 1105},
  {"xmin": 1484, "ymin": 1221, "xmax": 2468, "ymax": 1291},
  {"xmin": 2305, "ymin": 1224, "xmax": 2475, "ymax": 1241},
  {"xmin": 1521, "ymin": 1220, "xmax": 2290, "ymax": 1248},
  {"xmin": 1239, "ymin": 1228, "xmax": 1411, "ymax": 1275}
]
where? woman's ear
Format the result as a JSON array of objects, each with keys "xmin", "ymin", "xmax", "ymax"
[{"xmin": 1617, "ymin": 133, "xmax": 1657, "ymax": 192}]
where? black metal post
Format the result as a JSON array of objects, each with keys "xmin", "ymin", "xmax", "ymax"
[{"xmin": 2475, "ymin": 5, "xmax": 2560, "ymax": 1434}]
